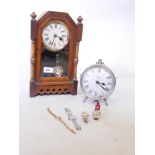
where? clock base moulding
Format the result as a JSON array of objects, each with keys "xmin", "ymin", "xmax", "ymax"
[{"xmin": 30, "ymin": 80, "xmax": 78, "ymax": 97}]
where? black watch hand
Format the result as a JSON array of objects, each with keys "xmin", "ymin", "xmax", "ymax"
[
  {"xmin": 52, "ymin": 34, "xmax": 57, "ymax": 45},
  {"xmin": 57, "ymin": 36, "xmax": 64, "ymax": 42},
  {"xmin": 96, "ymin": 81, "xmax": 109, "ymax": 91},
  {"xmin": 96, "ymin": 81, "xmax": 105, "ymax": 86}
]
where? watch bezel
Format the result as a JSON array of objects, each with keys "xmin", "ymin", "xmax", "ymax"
[{"xmin": 80, "ymin": 64, "xmax": 116, "ymax": 100}]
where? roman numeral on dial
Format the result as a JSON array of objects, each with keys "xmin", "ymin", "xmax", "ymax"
[
  {"xmin": 83, "ymin": 80, "xmax": 88, "ymax": 83},
  {"xmin": 107, "ymin": 82, "xmax": 112, "ymax": 85},
  {"xmin": 62, "ymin": 35, "xmax": 66, "ymax": 37},
  {"xmin": 85, "ymin": 85, "xmax": 89, "ymax": 89},
  {"xmin": 44, "ymin": 33, "xmax": 48, "ymax": 36},
  {"xmin": 89, "ymin": 90, "xmax": 92, "ymax": 93},
  {"xmin": 50, "ymin": 25, "xmax": 53, "ymax": 29},
  {"xmin": 45, "ymin": 37, "xmax": 49, "ymax": 41},
  {"xmin": 94, "ymin": 92, "xmax": 98, "ymax": 96},
  {"xmin": 107, "ymin": 76, "xmax": 112, "ymax": 79},
  {"xmin": 48, "ymin": 41, "xmax": 52, "ymax": 46}
]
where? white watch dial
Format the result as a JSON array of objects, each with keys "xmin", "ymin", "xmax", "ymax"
[
  {"xmin": 42, "ymin": 21, "xmax": 69, "ymax": 52},
  {"xmin": 80, "ymin": 65, "xmax": 116, "ymax": 100}
]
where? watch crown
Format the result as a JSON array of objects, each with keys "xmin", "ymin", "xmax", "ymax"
[{"xmin": 96, "ymin": 59, "xmax": 104, "ymax": 65}]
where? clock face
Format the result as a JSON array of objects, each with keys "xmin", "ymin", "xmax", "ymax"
[
  {"xmin": 42, "ymin": 21, "xmax": 69, "ymax": 52},
  {"xmin": 80, "ymin": 64, "xmax": 116, "ymax": 100}
]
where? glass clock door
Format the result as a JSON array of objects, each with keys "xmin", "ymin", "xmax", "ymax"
[{"xmin": 40, "ymin": 49, "xmax": 69, "ymax": 77}]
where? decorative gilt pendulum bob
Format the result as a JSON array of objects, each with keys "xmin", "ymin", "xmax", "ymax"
[{"xmin": 30, "ymin": 11, "xmax": 83, "ymax": 97}]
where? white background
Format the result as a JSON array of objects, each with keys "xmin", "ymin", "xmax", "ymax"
[{"xmin": 0, "ymin": 0, "xmax": 155, "ymax": 155}]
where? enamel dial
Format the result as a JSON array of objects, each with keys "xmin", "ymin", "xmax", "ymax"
[
  {"xmin": 42, "ymin": 21, "xmax": 69, "ymax": 52},
  {"xmin": 80, "ymin": 62, "xmax": 116, "ymax": 100}
]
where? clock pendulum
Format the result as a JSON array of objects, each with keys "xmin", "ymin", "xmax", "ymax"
[
  {"xmin": 80, "ymin": 59, "xmax": 116, "ymax": 106},
  {"xmin": 53, "ymin": 54, "xmax": 63, "ymax": 77}
]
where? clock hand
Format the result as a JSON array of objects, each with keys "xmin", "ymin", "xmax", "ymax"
[
  {"xmin": 99, "ymin": 84, "xmax": 109, "ymax": 91},
  {"xmin": 52, "ymin": 34, "xmax": 64, "ymax": 44},
  {"xmin": 51, "ymin": 34, "xmax": 57, "ymax": 45},
  {"xmin": 96, "ymin": 81, "xmax": 109, "ymax": 91},
  {"xmin": 59, "ymin": 37, "xmax": 64, "ymax": 42},
  {"xmin": 56, "ymin": 35, "xmax": 64, "ymax": 42},
  {"xmin": 96, "ymin": 80, "xmax": 105, "ymax": 86}
]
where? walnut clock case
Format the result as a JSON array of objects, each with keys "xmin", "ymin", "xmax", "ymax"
[{"xmin": 30, "ymin": 11, "xmax": 83, "ymax": 97}]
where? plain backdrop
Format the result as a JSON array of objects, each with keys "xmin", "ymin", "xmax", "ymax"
[{"xmin": 0, "ymin": 0, "xmax": 136, "ymax": 155}]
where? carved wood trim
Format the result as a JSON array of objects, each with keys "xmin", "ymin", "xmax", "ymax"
[
  {"xmin": 30, "ymin": 40, "xmax": 36, "ymax": 81},
  {"xmin": 73, "ymin": 43, "xmax": 79, "ymax": 80},
  {"xmin": 30, "ymin": 11, "xmax": 83, "ymax": 97},
  {"xmin": 30, "ymin": 12, "xmax": 37, "ymax": 82}
]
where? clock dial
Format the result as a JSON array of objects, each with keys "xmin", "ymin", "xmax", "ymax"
[
  {"xmin": 80, "ymin": 65, "xmax": 116, "ymax": 100},
  {"xmin": 42, "ymin": 21, "xmax": 69, "ymax": 52}
]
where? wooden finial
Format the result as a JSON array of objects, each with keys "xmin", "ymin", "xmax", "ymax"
[
  {"xmin": 77, "ymin": 16, "xmax": 83, "ymax": 23},
  {"xmin": 31, "ymin": 12, "xmax": 37, "ymax": 20}
]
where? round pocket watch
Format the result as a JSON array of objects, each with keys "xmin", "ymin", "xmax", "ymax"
[{"xmin": 80, "ymin": 59, "xmax": 116, "ymax": 105}]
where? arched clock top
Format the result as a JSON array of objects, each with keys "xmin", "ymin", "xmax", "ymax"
[{"xmin": 36, "ymin": 11, "xmax": 76, "ymax": 28}]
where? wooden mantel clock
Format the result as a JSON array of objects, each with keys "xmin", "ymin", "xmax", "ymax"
[{"xmin": 30, "ymin": 11, "xmax": 83, "ymax": 97}]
